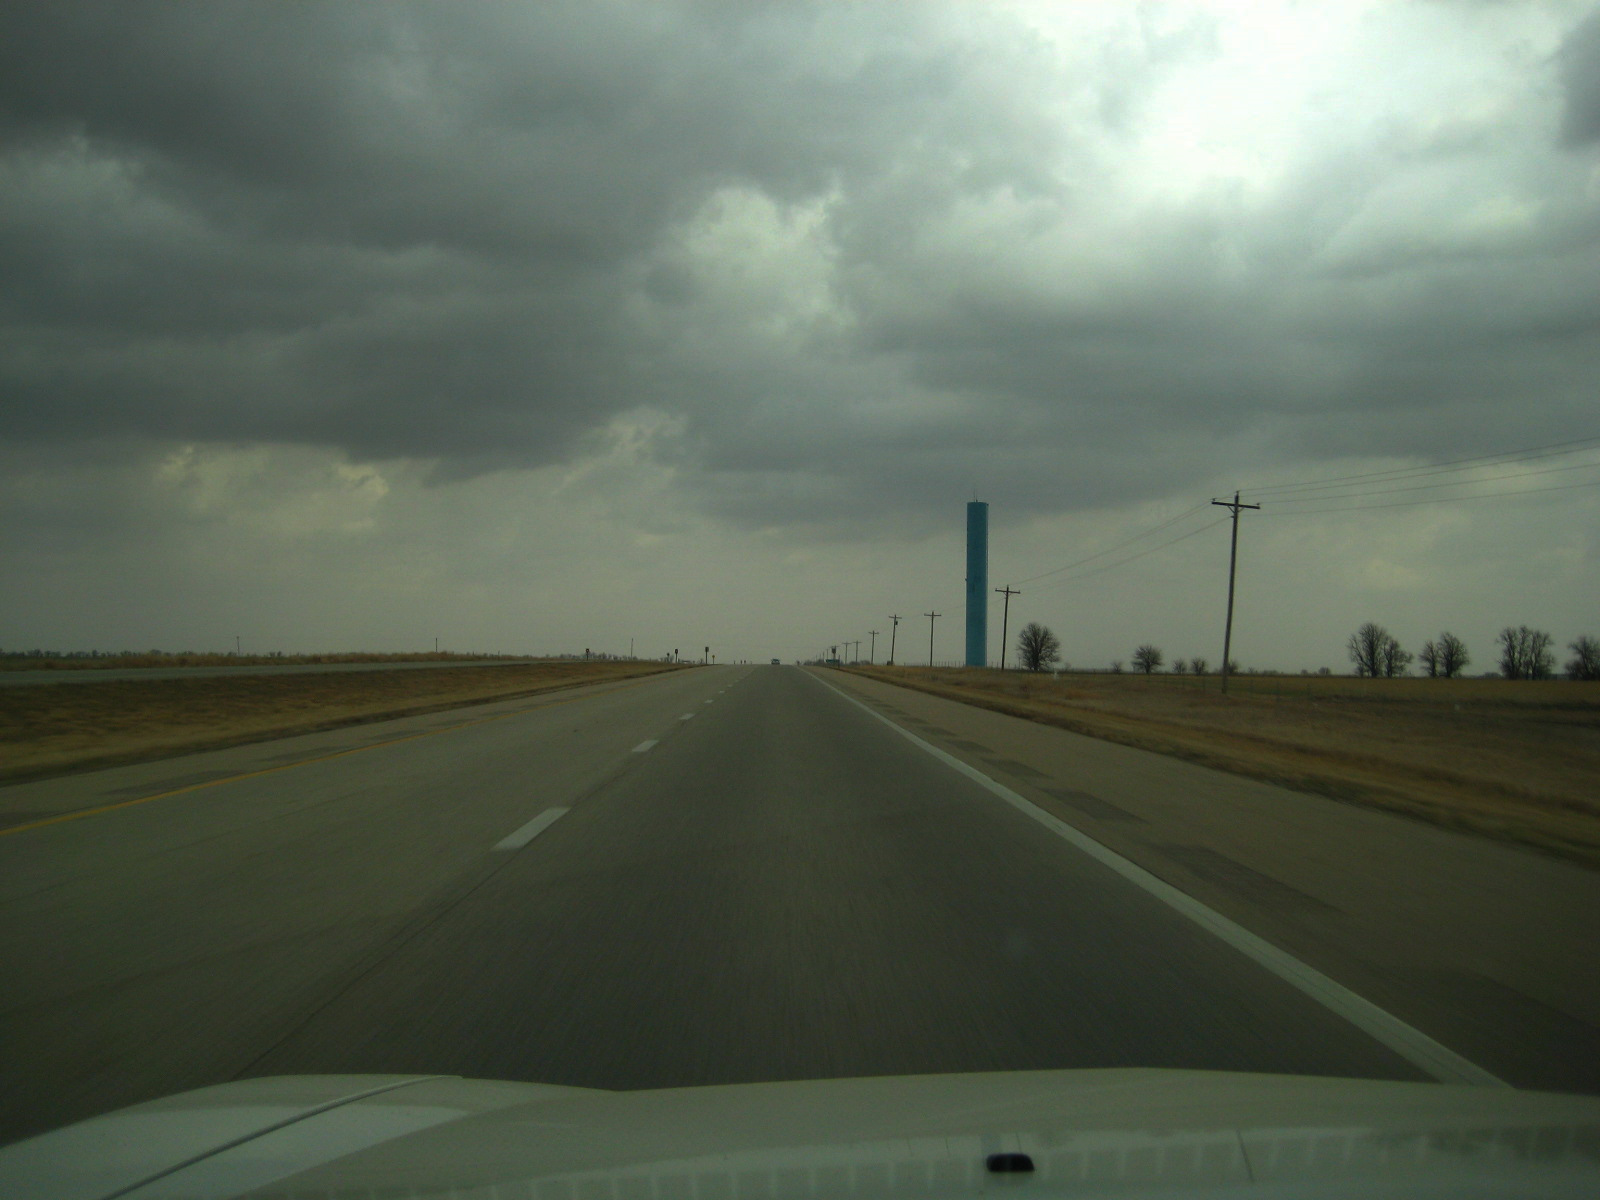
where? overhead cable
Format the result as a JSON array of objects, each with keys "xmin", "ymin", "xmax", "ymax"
[
  {"xmin": 1245, "ymin": 433, "xmax": 1600, "ymax": 498},
  {"xmin": 1260, "ymin": 476, "xmax": 1600, "ymax": 515},
  {"xmin": 1025, "ymin": 516, "xmax": 1229, "ymax": 591},
  {"xmin": 1266, "ymin": 457, "xmax": 1600, "ymax": 504},
  {"xmin": 1006, "ymin": 502, "xmax": 1211, "ymax": 586}
]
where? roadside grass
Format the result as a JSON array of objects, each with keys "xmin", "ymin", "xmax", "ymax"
[
  {"xmin": 848, "ymin": 665, "xmax": 1600, "ymax": 869},
  {"xmin": 0, "ymin": 659, "xmax": 688, "ymax": 782},
  {"xmin": 0, "ymin": 650, "xmax": 532, "ymax": 671}
]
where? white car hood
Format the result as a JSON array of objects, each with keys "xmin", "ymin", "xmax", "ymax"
[{"xmin": 2, "ymin": 1069, "xmax": 1598, "ymax": 1199}]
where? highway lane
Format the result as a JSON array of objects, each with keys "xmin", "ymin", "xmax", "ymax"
[
  {"xmin": 247, "ymin": 665, "xmax": 1424, "ymax": 1091},
  {"xmin": 1, "ymin": 662, "xmax": 1441, "ymax": 1145},
  {"xmin": 0, "ymin": 664, "xmax": 729, "ymax": 1140},
  {"xmin": 827, "ymin": 669, "xmax": 1600, "ymax": 1095}
]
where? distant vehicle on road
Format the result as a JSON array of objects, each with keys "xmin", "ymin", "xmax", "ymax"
[{"xmin": 771, "ymin": 658, "xmax": 781, "ymax": 665}]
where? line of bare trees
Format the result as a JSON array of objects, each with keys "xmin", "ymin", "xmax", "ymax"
[
  {"xmin": 1347, "ymin": 622, "xmax": 1599, "ymax": 680},
  {"xmin": 1005, "ymin": 618, "xmax": 1599, "ymax": 681},
  {"xmin": 1121, "ymin": 646, "xmax": 1231, "ymax": 675},
  {"xmin": 1347, "ymin": 623, "xmax": 1416, "ymax": 678}
]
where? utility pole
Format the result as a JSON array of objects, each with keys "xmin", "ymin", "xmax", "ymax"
[
  {"xmin": 853, "ymin": 639, "xmax": 861, "ymax": 663},
  {"xmin": 888, "ymin": 614, "xmax": 901, "ymax": 665},
  {"xmin": 925, "ymin": 611, "xmax": 941, "ymax": 666},
  {"xmin": 994, "ymin": 585, "xmax": 1020, "ymax": 670},
  {"xmin": 868, "ymin": 630, "xmax": 879, "ymax": 663},
  {"xmin": 1211, "ymin": 491, "xmax": 1260, "ymax": 695}
]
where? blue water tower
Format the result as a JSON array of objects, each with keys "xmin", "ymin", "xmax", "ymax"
[{"xmin": 966, "ymin": 501, "xmax": 988, "ymax": 667}]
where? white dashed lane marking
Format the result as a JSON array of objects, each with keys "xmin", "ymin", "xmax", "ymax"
[{"xmin": 493, "ymin": 807, "xmax": 571, "ymax": 852}]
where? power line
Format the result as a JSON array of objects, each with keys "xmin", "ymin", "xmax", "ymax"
[
  {"xmin": 1261, "ymin": 475, "xmax": 1600, "ymax": 515},
  {"xmin": 1013, "ymin": 441, "xmax": 1598, "ymax": 586},
  {"xmin": 1009, "ymin": 503, "xmax": 1211, "ymax": 586},
  {"xmin": 1264, "ymin": 457, "xmax": 1600, "ymax": 504},
  {"xmin": 881, "ymin": 441, "xmax": 1597, "ymax": 653},
  {"xmin": 923, "ymin": 506, "xmax": 1220, "ymax": 618},
  {"xmin": 1245, "ymin": 434, "xmax": 1600, "ymax": 497},
  {"xmin": 1026, "ymin": 517, "xmax": 1229, "ymax": 591}
]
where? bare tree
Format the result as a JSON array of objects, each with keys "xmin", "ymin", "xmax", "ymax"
[
  {"xmin": 1015, "ymin": 622, "xmax": 1060, "ymax": 672},
  {"xmin": 1132, "ymin": 644, "xmax": 1163, "ymax": 674},
  {"xmin": 1566, "ymin": 635, "xmax": 1600, "ymax": 681},
  {"xmin": 1497, "ymin": 625, "xmax": 1555, "ymax": 680},
  {"xmin": 1379, "ymin": 635, "xmax": 1412, "ymax": 678},
  {"xmin": 1437, "ymin": 632, "xmax": 1469, "ymax": 678},
  {"xmin": 1420, "ymin": 633, "xmax": 1470, "ymax": 678},
  {"xmin": 1347, "ymin": 622, "xmax": 1388, "ymax": 677},
  {"xmin": 1110, "ymin": 660, "xmax": 1123, "ymax": 673},
  {"xmin": 1190, "ymin": 657, "xmax": 1208, "ymax": 676},
  {"xmin": 1418, "ymin": 639, "xmax": 1439, "ymax": 678},
  {"xmin": 1172, "ymin": 658, "xmax": 1188, "ymax": 674}
]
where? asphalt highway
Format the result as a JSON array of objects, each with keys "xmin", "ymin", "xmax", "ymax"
[{"xmin": 3, "ymin": 663, "xmax": 1581, "ymax": 1145}]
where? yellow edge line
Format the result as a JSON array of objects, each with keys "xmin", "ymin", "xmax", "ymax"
[{"xmin": 0, "ymin": 679, "xmax": 654, "ymax": 839}]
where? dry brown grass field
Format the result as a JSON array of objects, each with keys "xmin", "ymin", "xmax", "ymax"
[
  {"xmin": 852, "ymin": 665, "xmax": 1600, "ymax": 869},
  {"xmin": 0, "ymin": 651, "xmax": 525, "ymax": 671},
  {"xmin": 0, "ymin": 659, "xmax": 687, "ymax": 782}
]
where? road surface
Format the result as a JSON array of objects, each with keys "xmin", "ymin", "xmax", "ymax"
[{"xmin": 2, "ymin": 664, "xmax": 1594, "ymax": 1146}]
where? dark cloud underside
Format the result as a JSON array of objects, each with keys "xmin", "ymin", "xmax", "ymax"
[{"xmin": 1, "ymin": 1, "xmax": 1596, "ymax": 526}]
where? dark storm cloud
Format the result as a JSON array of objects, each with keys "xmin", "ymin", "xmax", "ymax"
[
  {"xmin": 2, "ymin": 1, "xmax": 1597, "ymax": 528},
  {"xmin": 1557, "ymin": 8, "xmax": 1600, "ymax": 145},
  {"xmin": 0, "ymin": 1, "xmax": 1069, "ymax": 474}
]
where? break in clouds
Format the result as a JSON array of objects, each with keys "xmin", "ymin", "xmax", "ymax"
[{"xmin": 3, "ymin": 0, "xmax": 1598, "ymax": 538}]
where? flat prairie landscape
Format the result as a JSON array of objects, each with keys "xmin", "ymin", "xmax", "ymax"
[
  {"xmin": 853, "ymin": 666, "xmax": 1600, "ymax": 868},
  {"xmin": 0, "ymin": 659, "xmax": 685, "ymax": 782}
]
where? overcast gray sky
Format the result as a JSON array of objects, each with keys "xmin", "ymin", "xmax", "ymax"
[{"xmin": 2, "ymin": 0, "xmax": 1597, "ymax": 671}]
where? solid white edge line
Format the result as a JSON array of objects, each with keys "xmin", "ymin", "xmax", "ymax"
[
  {"xmin": 632, "ymin": 740, "xmax": 659, "ymax": 753},
  {"xmin": 809, "ymin": 670, "xmax": 1507, "ymax": 1089},
  {"xmin": 493, "ymin": 806, "xmax": 571, "ymax": 851}
]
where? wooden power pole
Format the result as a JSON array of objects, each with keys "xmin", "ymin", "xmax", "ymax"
[
  {"xmin": 1211, "ymin": 491, "xmax": 1260, "ymax": 695},
  {"xmin": 994, "ymin": 585, "xmax": 1020, "ymax": 670}
]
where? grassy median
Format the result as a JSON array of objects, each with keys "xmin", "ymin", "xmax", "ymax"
[
  {"xmin": 848, "ymin": 665, "xmax": 1600, "ymax": 868},
  {"xmin": 0, "ymin": 659, "xmax": 689, "ymax": 782}
]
